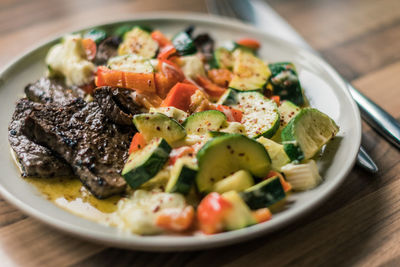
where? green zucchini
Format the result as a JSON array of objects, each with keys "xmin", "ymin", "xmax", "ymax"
[
  {"xmin": 122, "ymin": 138, "xmax": 171, "ymax": 189},
  {"xmin": 268, "ymin": 62, "xmax": 305, "ymax": 106},
  {"xmin": 165, "ymin": 157, "xmax": 197, "ymax": 195},
  {"xmin": 83, "ymin": 29, "xmax": 107, "ymax": 44},
  {"xmin": 183, "ymin": 110, "xmax": 227, "ymax": 135},
  {"xmin": 233, "ymin": 91, "xmax": 280, "ymax": 138},
  {"xmin": 281, "ymin": 160, "xmax": 321, "ymax": 191},
  {"xmin": 212, "ymin": 170, "xmax": 254, "ymax": 194},
  {"xmin": 221, "ymin": 191, "xmax": 256, "ymax": 230},
  {"xmin": 272, "ymin": 100, "xmax": 301, "ymax": 142},
  {"xmin": 196, "ymin": 134, "xmax": 271, "ymax": 192},
  {"xmin": 217, "ymin": 89, "xmax": 238, "ymax": 106},
  {"xmin": 133, "ymin": 113, "xmax": 186, "ymax": 144},
  {"xmin": 149, "ymin": 107, "xmax": 189, "ymax": 124},
  {"xmin": 281, "ymin": 108, "xmax": 339, "ymax": 161},
  {"xmin": 240, "ymin": 176, "xmax": 286, "ymax": 210},
  {"xmin": 229, "ymin": 48, "xmax": 271, "ymax": 91},
  {"xmin": 118, "ymin": 27, "xmax": 158, "ymax": 58},
  {"xmin": 257, "ymin": 137, "xmax": 290, "ymax": 171},
  {"xmin": 172, "ymin": 31, "xmax": 197, "ymax": 56},
  {"xmin": 213, "ymin": 47, "xmax": 234, "ymax": 70}
]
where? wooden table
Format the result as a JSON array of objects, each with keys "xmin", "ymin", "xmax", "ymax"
[{"xmin": 1, "ymin": 0, "xmax": 399, "ymax": 266}]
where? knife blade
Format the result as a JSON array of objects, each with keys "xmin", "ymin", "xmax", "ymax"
[{"xmin": 207, "ymin": 0, "xmax": 379, "ymax": 173}]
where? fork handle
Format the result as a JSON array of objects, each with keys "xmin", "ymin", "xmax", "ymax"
[{"xmin": 348, "ymin": 83, "xmax": 400, "ymax": 149}]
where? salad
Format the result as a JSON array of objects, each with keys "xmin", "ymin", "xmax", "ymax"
[{"xmin": 9, "ymin": 25, "xmax": 339, "ymax": 236}]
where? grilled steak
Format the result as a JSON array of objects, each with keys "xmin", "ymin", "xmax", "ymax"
[
  {"xmin": 93, "ymin": 86, "xmax": 142, "ymax": 126},
  {"xmin": 94, "ymin": 36, "xmax": 121, "ymax": 65},
  {"xmin": 23, "ymin": 99, "xmax": 134, "ymax": 198},
  {"xmin": 8, "ymin": 99, "xmax": 74, "ymax": 177},
  {"xmin": 25, "ymin": 77, "xmax": 85, "ymax": 104}
]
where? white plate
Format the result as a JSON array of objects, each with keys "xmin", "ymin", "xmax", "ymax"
[{"xmin": 0, "ymin": 13, "xmax": 361, "ymax": 251}]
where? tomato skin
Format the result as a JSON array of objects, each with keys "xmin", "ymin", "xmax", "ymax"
[
  {"xmin": 271, "ymin": 95, "xmax": 280, "ymax": 106},
  {"xmin": 236, "ymin": 38, "xmax": 261, "ymax": 50},
  {"xmin": 169, "ymin": 146, "xmax": 195, "ymax": 165},
  {"xmin": 82, "ymin": 38, "xmax": 97, "ymax": 61},
  {"xmin": 128, "ymin": 133, "xmax": 147, "ymax": 154},
  {"xmin": 216, "ymin": 105, "xmax": 243, "ymax": 122},
  {"xmin": 197, "ymin": 192, "xmax": 232, "ymax": 234}
]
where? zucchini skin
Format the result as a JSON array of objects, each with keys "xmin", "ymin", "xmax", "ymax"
[
  {"xmin": 172, "ymin": 32, "xmax": 197, "ymax": 56},
  {"xmin": 240, "ymin": 176, "xmax": 286, "ymax": 210},
  {"xmin": 122, "ymin": 139, "xmax": 171, "ymax": 189},
  {"xmin": 167, "ymin": 165, "xmax": 197, "ymax": 195},
  {"xmin": 268, "ymin": 62, "xmax": 305, "ymax": 106}
]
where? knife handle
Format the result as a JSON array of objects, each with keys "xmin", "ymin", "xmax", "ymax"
[{"xmin": 348, "ymin": 83, "xmax": 400, "ymax": 149}]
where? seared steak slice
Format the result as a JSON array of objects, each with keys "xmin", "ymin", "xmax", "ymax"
[
  {"xmin": 8, "ymin": 99, "xmax": 74, "ymax": 177},
  {"xmin": 23, "ymin": 99, "xmax": 134, "ymax": 198},
  {"xmin": 93, "ymin": 87, "xmax": 142, "ymax": 126},
  {"xmin": 94, "ymin": 36, "xmax": 121, "ymax": 65},
  {"xmin": 25, "ymin": 77, "xmax": 85, "ymax": 104}
]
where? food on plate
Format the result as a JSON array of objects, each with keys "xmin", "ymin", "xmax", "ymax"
[{"xmin": 8, "ymin": 24, "xmax": 339, "ymax": 235}]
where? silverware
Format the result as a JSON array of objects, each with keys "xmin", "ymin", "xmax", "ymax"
[{"xmin": 207, "ymin": 0, "xmax": 380, "ymax": 173}]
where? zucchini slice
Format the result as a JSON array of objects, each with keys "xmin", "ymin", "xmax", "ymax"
[
  {"xmin": 272, "ymin": 100, "xmax": 301, "ymax": 143},
  {"xmin": 83, "ymin": 29, "xmax": 107, "ymax": 44},
  {"xmin": 172, "ymin": 31, "xmax": 197, "ymax": 56},
  {"xmin": 165, "ymin": 157, "xmax": 197, "ymax": 195},
  {"xmin": 212, "ymin": 170, "xmax": 254, "ymax": 194},
  {"xmin": 213, "ymin": 47, "xmax": 234, "ymax": 70},
  {"xmin": 133, "ymin": 113, "xmax": 186, "ymax": 144},
  {"xmin": 281, "ymin": 108, "xmax": 339, "ymax": 161},
  {"xmin": 234, "ymin": 92, "xmax": 280, "ymax": 138},
  {"xmin": 240, "ymin": 176, "xmax": 286, "ymax": 210},
  {"xmin": 221, "ymin": 191, "xmax": 256, "ymax": 230},
  {"xmin": 184, "ymin": 110, "xmax": 227, "ymax": 135},
  {"xmin": 196, "ymin": 134, "xmax": 271, "ymax": 192},
  {"xmin": 122, "ymin": 138, "xmax": 171, "ymax": 189},
  {"xmin": 107, "ymin": 54, "xmax": 154, "ymax": 73},
  {"xmin": 149, "ymin": 107, "xmax": 189, "ymax": 124},
  {"xmin": 268, "ymin": 62, "xmax": 305, "ymax": 106},
  {"xmin": 118, "ymin": 27, "xmax": 158, "ymax": 58},
  {"xmin": 217, "ymin": 89, "xmax": 238, "ymax": 106},
  {"xmin": 257, "ymin": 137, "xmax": 290, "ymax": 171},
  {"xmin": 281, "ymin": 160, "xmax": 321, "ymax": 191},
  {"xmin": 229, "ymin": 48, "xmax": 271, "ymax": 91}
]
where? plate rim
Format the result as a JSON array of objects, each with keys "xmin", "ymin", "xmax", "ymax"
[{"xmin": 0, "ymin": 12, "xmax": 361, "ymax": 251}]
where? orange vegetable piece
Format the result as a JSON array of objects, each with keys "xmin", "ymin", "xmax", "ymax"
[
  {"xmin": 197, "ymin": 192, "xmax": 232, "ymax": 235},
  {"xmin": 236, "ymin": 38, "xmax": 261, "ymax": 50},
  {"xmin": 128, "ymin": 133, "xmax": 147, "ymax": 154},
  {"xmin": 95, "ymin": 66, "xmax": 156, "ymax": 93},
  {"xmin": 216, "ymin": 105, "xmax": 243, "ymax": 122},
  {"xmin": 195, "ymin": 75, "xmax": 226, "ymax": 99},
  {"xmin": 252, "ymin": 208, "xmax": 272, "ymax": 223},
  {"xmin": 271, "ymin": 95, "xmax": 280, "ymax": 106},
  {"xmin": 207, "ymin": 69, "xmax": 233, "ymax": 87},
  {"xmin": 82, "ymin": 38, "xmax": 96, "ymax": 61},
  {"xmin": 155, "ymin": 206, "xmax": 195, "ymax": 232},
  {"xmin": 169, "ymin": 146, "xmax": 195, "ymax": 165},
  {"xmin": 265, "ymin": 170, "xmax": 292, "ymax": 192},
  {"xmin": 161, "ymin": 82, "xmax": 198, "ymax": 112},
  {"xmin": 151, "ymin": 30, "xmax": 172, "ymax": 47}
]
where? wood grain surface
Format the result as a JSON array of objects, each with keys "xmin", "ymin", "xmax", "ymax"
[{"xmin": 1, "ymin": 0, "xmax": 400, "ymax": 266}]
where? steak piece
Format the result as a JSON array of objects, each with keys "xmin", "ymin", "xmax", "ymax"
[
  {"xmin": 25, "ymin": 77, "xmax": 85, "ymax": 104},
  {"xmin": 23, "ymin": 99, "xmax": 134, "ymax": 198},
  {"xmin": 8, "ymin": 99, "xmax": 74, "ymax": 177},
  {"xmin": 94, "ymin": 36, "xmax": 121, "ymax": 65},
  {"xmin": 93, "ymin": 86, "xmax": 142, "ymax": 126}
]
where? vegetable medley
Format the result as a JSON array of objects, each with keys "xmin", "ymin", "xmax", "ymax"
[{"xmin": 45, "ymin": 25, "xmax": 339, "ymax": 235}]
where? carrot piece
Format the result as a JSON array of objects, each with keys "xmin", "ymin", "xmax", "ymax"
[
  {"xmin": 265, "ymin": 170, "xmax": 292, "ymax": 192},
  {"xmin": 236, "ymin": 38, "xmax": 261, "ymax": 50},
  {"xmin": 252, "ymin": 208, "xmax": 272, "ymax": 223},
  {"xmin": 207, "ymin": 69, "xmax": 233, "ymax": 87},
  {"xmin": 195, "ymin": 75, "xmax": 226, "ymax": 99},
  {"xmin": 155, "ymin": 206, "xmax": 194, "ymax": 232},
  {"xmin": 128, "ymin": 133, "xmax": 147, "ymax": 154},
  {"xmin": 151, "ymin": 30, "xmax": 172, "ymax": 47},
  {"xmin": 95, "ymin": 66, "xmax": 156, "ymax": 92},
  {"xmin": 216, "ymin": 105, "xmax": 243, "ymax": 122},
  {"xmin": 82, "ymin": 38, "xmax": 96, "ymax": 61},
  {"xmin": 271, "ymin": 95, "xmax": 280, "ymax": 106},
  {"xmin": 161, "ymin": 82, "xmax": 198, "ymax": 112}
]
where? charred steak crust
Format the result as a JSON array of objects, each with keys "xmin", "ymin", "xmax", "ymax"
[
  {"xmin": 8, "ymin": 99, "xmax": 74, "ymax": 177},
  {"xmin": 25, "ymin": 77, "xmax": 86, "ymax": 104},
  {"xmin": 23, "ymin": 99, "xmax": 134, "ymax": 198}
]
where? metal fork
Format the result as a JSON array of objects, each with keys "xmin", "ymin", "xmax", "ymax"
[{"xmin": 207, "ymin": 0, "xmax": 381, "ymax": 173}]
